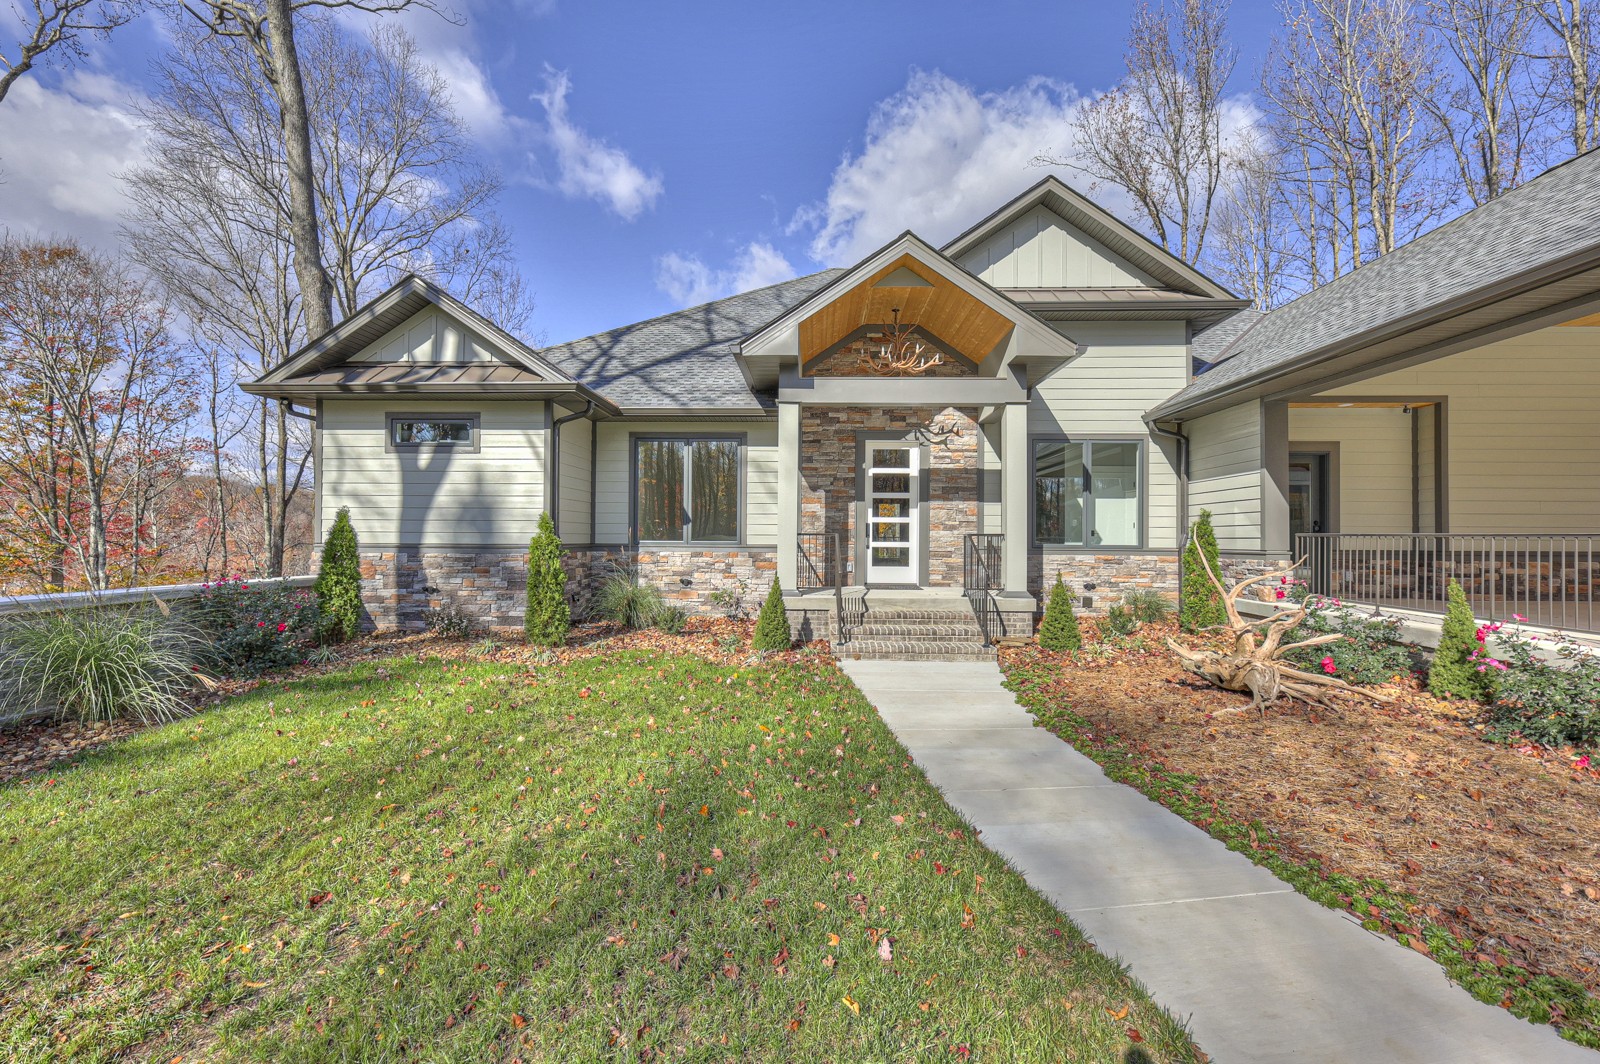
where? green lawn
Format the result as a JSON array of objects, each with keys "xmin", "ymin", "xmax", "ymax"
[{"xmin": 0, "ymin": 646, "xmax": 1198, "ymax": 1061}]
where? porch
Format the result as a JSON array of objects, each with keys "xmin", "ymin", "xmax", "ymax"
[{"xmin": 1272, "ymin": 317, "xmax": 1600, "ymax": 633}]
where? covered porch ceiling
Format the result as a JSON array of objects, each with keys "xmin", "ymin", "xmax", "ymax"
[{"xmin": 796, "ymin": 254, "xmax": 1015, "ymax": 368}]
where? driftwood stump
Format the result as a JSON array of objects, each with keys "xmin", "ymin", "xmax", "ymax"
[{"xmin": 1168, "ymin": 550, "xmax": 1390, "ymax": 711}]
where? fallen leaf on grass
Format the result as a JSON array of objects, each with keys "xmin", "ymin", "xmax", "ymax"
[
  {"xmin": 877, "ymin": 937, "xmax": 893, "ymax": 962},
  {"xmin": 307, "ymin": 891, "xmax": 332, "ymax": 909},
  {"xmin": 842, "ymin": 994, "xmax": 860, "ymax": 1014},
  {"xmin": 1107, "ymin": 1004, "xmax": 1129, "ymax": 1020}
]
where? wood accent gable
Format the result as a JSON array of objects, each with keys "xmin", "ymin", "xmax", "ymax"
[{"xmin": 796, "ymin": 253, "xmax": 1014, "ymax": 367}]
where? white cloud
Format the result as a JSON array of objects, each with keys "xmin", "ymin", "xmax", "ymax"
[
  {"xmin": 655, "ymin": 241, "xmax": 796, "ymax": 307},
  {"xmin": 0, "ymin": 72, "xmax": 150, "ymax": 249},
  {"xmin": 533, "ymin": 67, "xmax": 662, "ymax": 221},
  {"xmin": 793, "ymin": 70, "xmax": 1095, "ymax": 265}
]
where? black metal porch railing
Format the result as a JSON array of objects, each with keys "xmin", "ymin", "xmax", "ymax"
[
  {"xmin": 963, "ymin": 533, "xmax": 1005, "ymax": 644},
  {"xmin": 796, "ymin": 531, "xmax": 860, "ymax": 644},
  {"xmin": 1294, "ymin": 533, "xmax": 1600, "ymax": 633}
]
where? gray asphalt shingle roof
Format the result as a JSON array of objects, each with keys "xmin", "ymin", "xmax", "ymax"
[
  {"xmin": 539, "ymin": 270, "xmax": 847, "ymax": 409},
  {"xmin": 1190, "ymin": 307, "xmax": 1266, "ymax": 368},
  {"xmin": 1152, "ymin": 148, "xmax": 1600, "ymax": 418}
]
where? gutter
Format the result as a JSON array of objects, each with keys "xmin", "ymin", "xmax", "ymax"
[
  {"xmin": 1147, "ymin": 419, "xmax": 1190, "ymax": 620},
  {"xmin": 548, "ymin": 398, "xmax": 595, "ymax": 528}
]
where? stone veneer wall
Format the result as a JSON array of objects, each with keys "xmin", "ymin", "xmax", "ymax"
[
  {"xmin": 799, "ymin": 406, "xmax": 979, "ymax": 588},
  {"xmin": 359, "ymin": 547, "xmax": 780, "ymax": 631},
  {"xmin": 1032, "ymin": 553, "xmax": 1181, "ymax": 612},
  {"xmin": 359, "ymin": 549, "xmax": 530, "ymax": 631}
]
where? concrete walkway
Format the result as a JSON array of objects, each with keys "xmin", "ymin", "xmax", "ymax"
[{"xmin": 840, "ymin": 658, "xmax": 1595, "ymax": 1064}]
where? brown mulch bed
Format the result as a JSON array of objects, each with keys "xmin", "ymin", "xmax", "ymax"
[
  {"xmin": 0, "ymin": 617, "xmax": 829, "ymax": 786},
  {"xmin": 1000, "ymin": 622, "xmax": 1600, "ymax": 998}
]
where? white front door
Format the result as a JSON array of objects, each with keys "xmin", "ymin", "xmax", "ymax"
[{"xmin": 865, "ymin": 445, "xmax": 918, "ymax": 585}]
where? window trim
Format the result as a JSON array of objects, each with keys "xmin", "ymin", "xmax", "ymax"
[
  {"xmin": 1030, "ymin": 434, "xmax": 1148, "ymax": 551},
  {"xmin": 385, "ymin": 412, "xmax": 481, "ymax": 454},
  {"xmin": 629, "ymin": 432, "xmax": 747, "ymax": 547}
]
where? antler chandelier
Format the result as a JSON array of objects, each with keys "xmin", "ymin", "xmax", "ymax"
[{"xmin": 866, "ymin": 308, "xmax": 945, "ymax": 375}]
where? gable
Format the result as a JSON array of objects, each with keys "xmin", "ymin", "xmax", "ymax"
[
  {"xmin": 348, "ymin": 306, "xmax": 500, "ymax": 365},
  {"xmin": 958, "ymin": 204, "xmax": 1162, "ymax": 289}
]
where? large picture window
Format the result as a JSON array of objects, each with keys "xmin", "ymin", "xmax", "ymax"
[
  {"xmin": 1033, "ymin": 439, "xmax": 1142, "ymax": 547},
  {"xmin": 635, "ymin": 437, "xmax": 741, "ymax": 544}
]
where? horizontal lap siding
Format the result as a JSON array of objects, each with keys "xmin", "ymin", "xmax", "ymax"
[
  {"xmin": 1319, "ymin": 324, "xmax": 1600, "ymax": 534},
  {"xmin": 593, "ymin": 420, "xmax": 779, "ymax": 545},
  {"xmin": 321, "ymin": 400, "xmax": 545, "ymax": 546},
  {"xmin": 1187, "ymin": 401, "xmax": 1263, "ymax": 550},
  {"xmin": 1288, "ymin": 407, "xmax": 1412, "ymax": 534},
  {"xmin": 1030, "ymin": 322, "xmax": 1186, "ymax": 549},
  {"xmin": 558, "ymin": 419, "xmax": 592, "ymax": 543}
]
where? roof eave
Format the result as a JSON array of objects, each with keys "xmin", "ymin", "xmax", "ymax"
[{"xmin": 241, "ymin": 378, "xmax": 619, "ymax": 414}]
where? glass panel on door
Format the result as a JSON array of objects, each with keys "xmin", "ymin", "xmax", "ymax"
[{"xmin": 865, "ymin": 446, "xmax": 917, "ymax": 584}]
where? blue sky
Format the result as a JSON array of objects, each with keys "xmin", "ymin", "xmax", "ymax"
[{"xmin": 0, "ymin": 1, "xmax": 1282, "ymax": 345}]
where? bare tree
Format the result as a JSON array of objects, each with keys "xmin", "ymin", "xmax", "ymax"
[
  {"xmin": 173, "ymin": 0, "xmax": 451, "ymax": 340},
  {"xmin": 1044, "ymin": 0, "xmax": 1240, "ymax": 263},
  {"xmin": 1262, "ymin": 0, "xmax": 1446, "ymax": 279},
  {"xmin": 0, "ymin": 1, "xmax": 133, "ymax": 105},
  {"xmin": 125, "ymin": 20, "xmax": 531, "ymax": 575},
  {"xmin": 1208, "ymin": 132, "xmax": 1297, "ymax": 306},
  {"xmin": 1533, "ymin": 0, "xmax": 1600, "ymax": 155},
  {"xmin": 1425, "ymin": 0, "xmax": 1546, "ymax": 203}
]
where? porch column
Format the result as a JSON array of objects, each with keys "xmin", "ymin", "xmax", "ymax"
[
  {"xmin": 776, "ymin": 400, "xmax": 800, "ymax": 591},
  {"xmin": 1000, "ymin": 401, "xmax": 1031, "ymax": 596},
  {"xmin": 1262, "ymin": 399, "xmax": 1291, "ymax": 555}
]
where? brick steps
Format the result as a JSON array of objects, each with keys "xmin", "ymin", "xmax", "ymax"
[{"xmin": 838, "ymin": 607, "xmax": 993, "ymax": 661}]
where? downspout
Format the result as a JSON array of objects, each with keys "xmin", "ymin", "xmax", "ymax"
[
  {"xmin": 1148, "ymin": 419, "xmax": 1189, "ymax": 616},
  {"xmin": 549, "ymin": 398, "xmax": 594, "ymax": 530},
  {"xmin": 279, "ymin": 400, "xmax": 315, "ymax": 422}
]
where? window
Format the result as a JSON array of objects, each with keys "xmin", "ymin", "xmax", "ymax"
[
  {"xmin": 390, "ymin": 416, "xmax": 476, "ymax": 447},
  {"xmin": 1033, "ymin": 439, "xmax": 1142, "ymax": 547},
  {"xmin": 635, "ymin": 437, "xmax": 741, "ymax": 544}
]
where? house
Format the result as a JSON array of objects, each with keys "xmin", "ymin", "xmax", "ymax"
[{"xmin": 243, "ymin": 149, "xmax": 1600, "ymax": 648}]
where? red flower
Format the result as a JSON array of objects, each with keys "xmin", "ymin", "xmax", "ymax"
[
  {"xmin": 276, "ymin": 623, "xmax": 287, "ymax": 633},
  {"xmin": 1320, "ymin": 655, "xmax": 1337, "ymax": 675}
]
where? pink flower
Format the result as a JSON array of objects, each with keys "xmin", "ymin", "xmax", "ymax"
[
  {"xmin": 1513, "ymin": 613, "xmax": 1527, "ymax": 622},
  {"xmin": 1275, "ymin": 589, "xmax": 1286, "ymax": 600},
  {"xmin": 1320, "ymin": 656, "xmax": 1337, "ymax": 675},
  {"xmin": 1576, "ymin": 755, "xmax": 1591, "ymax": 770}
]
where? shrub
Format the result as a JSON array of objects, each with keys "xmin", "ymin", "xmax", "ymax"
[
  {"xmin": 651, "ymin": 603, "xmax": 689, "ymax": 634},
  {"xmin": 0, "ymin": 605, "xmax": 203, "ymax": 724},
  {"xmin": 1121, "ymin": 588, "xmax": 1173, "ymax": 625},
  {"xmin": 1430, "ymin": 580, "xmax": 1492, "ymax": 700},
  {"xmin": 1285, "ymin": 600, "xmax": 1414, "ymax": 686},
  {"xmin": 422, "ymin": 602, "xmax": 476, "ymax": 639},
  {"xmin": 1180, "ymin": 510, "xmax": 1225, "ymax": 633},
  {"xmin": 708, "ymin": 578, "xmax": 753, "ymax": 621},
  {"xmin": 1487, "ymin": 631, "xmax": 1600, "ymax": 749},
  {"xmin": 190, "ymin": 576, "xmax": 320, "ymax": 676},
  {"xmin": 1101, "ymin": 603, "xmax": 1139, "ymax": 639},
  {"xmin": 1037, "ymin": 574, "xmax": 1082, "ymax": 652},
  {"xmin": 525, "ymin": 512, "xmax": 570, "ymax": 646},
  {"xmin": 592, "ymin": 567, "xmax": 662, "ymax": 629},
  {"xmin": 751, "ymin": 578, "xmax": 792, "ymax": 651},
  {"xmin": 314, "ymin": 508, "xmax": 363, "ymax": 644}
]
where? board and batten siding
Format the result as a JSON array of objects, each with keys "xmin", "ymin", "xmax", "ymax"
[
  {"xmin": 557, "ymin": 418, "xmax": 592, "ymax": 543},
  {"xmin": 319, "ymin": 400, "xmax": 546, "ymax": 547},
  {"xmin": 956, "ymin": 204, "xmax": 1162, "ymax": 289},
  {"xmin": 1186, "ymin": 400, "xmax": 1264, "ymax": 551},
  {"xmin": 1288, "ymin": 407, "xmax": 1412, "ymax": 534},
  {"xmin": 1030, "ymin": 321, "xmax": 1186, "ymax": 549},
  {"xmin": 593, "ymin": 420, "xmax": 779, "ymax": 546},
  {"xmin": 1316, "ymin": 323, "xmax": 1600, "ymax": 534},
  {"xmin": 347, "ymin": 306, "xmax": 500, "ymax": 364}
]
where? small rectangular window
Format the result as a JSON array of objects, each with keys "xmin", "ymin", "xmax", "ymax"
[
  {"xmin": 1033, "ymin": 438, "xmax": 1142, "ymax": 547},
  {"xmin": 635, "ymin": 436, "xmax": 742, "ymax": 544},
  {"xmin": 390, "ymin": 418, "xmax": 475, "ymax": 446}
]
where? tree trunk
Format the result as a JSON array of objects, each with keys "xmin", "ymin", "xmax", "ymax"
[{"xmin": 263, "ymin": 0, "xmax": 335, "ymax": 339}]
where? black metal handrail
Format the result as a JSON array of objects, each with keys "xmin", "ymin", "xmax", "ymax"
[
  {"xmin": 1294, "ymin": 532, "xmax": 1600, "ymax": 633},
  {"xmin": 963, "ymin": 533, "xmax": 1003, "ymax": 592},
  {"xmin": 797, "ymin": 531, "xmax": 851, "ymax": 644},
  {"xmin": 963, "ymin": 533, "xmax": 1005, "ymax": 644}
]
